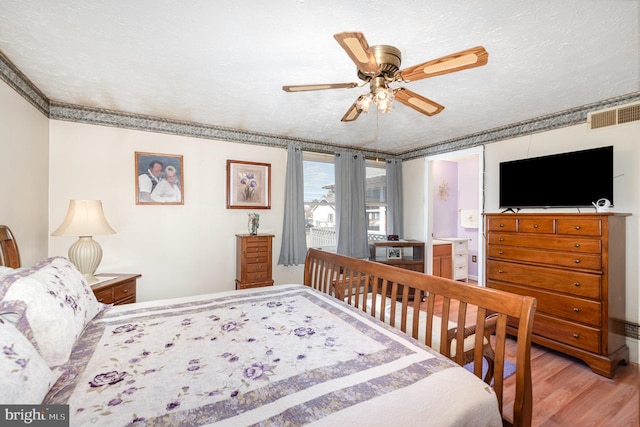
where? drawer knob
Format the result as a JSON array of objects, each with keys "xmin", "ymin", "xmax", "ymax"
[
  {"xmin": 499, "ymin": 250, "xmax": 504, "ymax": 255},
  {"xmin": 533, "ymin": 224, "xmax": 538, "ymax": 228},
  {"xmin": 499, "ymin": 223, "xmax": 504, "ymax": 227},
  {"xmin": 573, "ymin": 333, "xmax": 580, "ymax": 339},
  {"xmin": 123, "ymin": 289, "xmax": 129, "ymax": 293},
  {"xmin": 98, "ymin": 298, "xmax": 104, "ymax": 303},
  {"xmin": 499, "ymin": 237, "xmax": 504, "ymax": 242},
  {"xmin": 573, "ymin": 282, "xmax": 581, "ymax": 287},
  {"xmin": 574, "ymin": 243, "xmax": 581, "ymax": 248},
  {"xmin": 574, "ymin": 259, "xmax": 580, "ymax": 264},
  {"xmin": 573, "ymin": 307, "xmax": 579, "ymax": 312},
  {"xmin": 498, "ymin": 269, "xmax": 504, "ymax": 274},
  {"xmin": 574, "ymin": 225, "xmax": 581, "ymax": 230}
]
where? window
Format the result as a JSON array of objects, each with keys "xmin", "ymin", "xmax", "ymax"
[{"xmin": 303, "ymin": 152, "xmax": 386, "ymax": 249}]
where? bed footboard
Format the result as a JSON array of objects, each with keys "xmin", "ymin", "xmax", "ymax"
[{"xmin": 303, "ymin": 248, "xmax": 536, "ymax": 427}]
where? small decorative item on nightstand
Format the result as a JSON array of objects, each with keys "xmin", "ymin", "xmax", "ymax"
[
  {"xmin": 91, "ymin": 273, "xmax": 141, "ymax": 305},
  {"xmin": 248, "ymin": 213, "xmax": 260, "ymax": 235}
]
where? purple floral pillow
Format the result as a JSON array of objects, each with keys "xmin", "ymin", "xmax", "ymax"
[
  {"xmin": 0, "ymin": 318, "xmax": 61, "ymax": 403},
  {"xmin": 0, "ymin": 257, "xmax": 105, "ymax": 366}
]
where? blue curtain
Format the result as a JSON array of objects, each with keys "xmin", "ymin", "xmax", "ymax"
[
  {"xmin": 335, "ymin": 150, "xmax": 368, "ymax": 258},
  {"xmin": 386, "ymin": 159, "xmax": 403, "ymax": 236},
  {"xmin": 278, "ymin": 143, "xmax": 307, "ymax": 266}
]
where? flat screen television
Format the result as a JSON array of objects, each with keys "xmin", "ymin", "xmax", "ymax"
[{"xmin": 499, "ymin": 146, "xmax": 614, "ymax": 209}]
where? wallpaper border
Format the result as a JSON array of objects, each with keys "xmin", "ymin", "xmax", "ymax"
[{"xmin": 1, "ymin": 49, "xmax": 638, "ymax": 162}]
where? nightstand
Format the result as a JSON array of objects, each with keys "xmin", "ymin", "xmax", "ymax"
[
  {"xmin": 235, "ymin": 234, "xmax": 274, "ymax": 290},
  {"xmin": 91, "ymin": 273, "xmax": 141, "ymax": 305}
]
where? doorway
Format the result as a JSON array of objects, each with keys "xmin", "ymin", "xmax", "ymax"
[{"xmin": 424, "ymin": 146, "xmax": 485, "ymax": 285}]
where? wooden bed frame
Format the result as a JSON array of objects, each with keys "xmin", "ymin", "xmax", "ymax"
[
  {"xmin": 303, "ymin": 248, "xmax": 536, "ymax": 427},
  {"xmin": 0, "ymin": 225, "xmax": 20, "ymax": 268}
]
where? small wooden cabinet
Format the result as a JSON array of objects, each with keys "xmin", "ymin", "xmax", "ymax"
[
  {"xmin": 91, "ymin": 273, "xmax": 140, "ymax": 305},
  {"xmin": 435, "ymin": 237, "xmax": 469, "ymax": 281},
  {"xmin": 485, "ymin": 212, "xmax": 629, "ymax": 378},
  {"xmin": 236, "ymin": 234, "xmax": 274, "ymax": 290},
  {"xmin": 368, "ymin": 240, "xmax": 425, "ymax": 272},
  {"xmin": 432, "ymin": 241, "xmax": 453, "ymax": 279}
]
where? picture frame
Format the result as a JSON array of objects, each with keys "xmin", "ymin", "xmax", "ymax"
[
  {"xmin": 135, "ymin": 152, "xmax": 184, "ymax": 205},
  {"xmin": 386, "ymin": 247, "xmax": 402, "ymax": 260},
  {"xmin": 226, "ymin": 160, "xmax": 271, "ymax": 209}
]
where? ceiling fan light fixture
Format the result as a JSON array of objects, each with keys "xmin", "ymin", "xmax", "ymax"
[
  {"xmin": 356, "ymin": 93, "xmax": 373, "ymax": 112},
  {"xmin": 374, "ymin": 87, "xmax": 394, "ymax": 113},
  {"xmin": 285, "ymin": 32, "xmax": 489, "ymax": 122}
]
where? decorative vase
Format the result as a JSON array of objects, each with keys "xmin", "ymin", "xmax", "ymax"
[{"xmin": 248, "ymin": 213, "xmax": 260, "ymax": 235}]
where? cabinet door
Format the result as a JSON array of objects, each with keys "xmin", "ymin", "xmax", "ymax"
[
  {"xmin": 441, "ymin": 255, "xmax": 453, "ymax": 279},
  {"xmin": 433, "ymin": 255, "xmax": 442, "ymax": 277}
]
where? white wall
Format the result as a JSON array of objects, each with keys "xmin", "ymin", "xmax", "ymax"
[
  {"xmin": 47, "ymin": 120, "xmax": 304, "ymax": 301},
  {"xmin": 402, "ymin": 158, "xmax": 427, "ymax": 241},
  {"xmin": 0, "ymin": 82, "xmax": 49, "ymax": 265}
]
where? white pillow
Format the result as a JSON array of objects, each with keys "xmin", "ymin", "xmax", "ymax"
[
  {"xmin": 0, "ymin": 318, "xmax": 61, "ymax": 403},
  {"xmin": 0, "ymin": 265, "xmax": 15, "ymax": 298},
  {"xmin": 0, "ymin": 257, "xmax": 104, "ymax": 366},
  {"xmin": 0, "ymin": 265, "xmax": 15, "ymax": 282}
]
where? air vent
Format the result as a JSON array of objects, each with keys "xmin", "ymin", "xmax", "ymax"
[{"xmin": 587, "ymin": 103, "xmax": 640, "ymax": 130}]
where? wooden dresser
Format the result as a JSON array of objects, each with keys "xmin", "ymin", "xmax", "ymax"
[
  {"xmin": 235, "ymin": 234, "xmax": 274, "ymax": 290},
  {"xmin": 91, "ymin": 273, "xmax": 140, "ymax": 305},
  {"xmin": 485, "ymin": 213, "xmax": 629, "ymax": 378}
]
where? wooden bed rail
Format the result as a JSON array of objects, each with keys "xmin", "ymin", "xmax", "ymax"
[{"xmin": 303, "ymin": 248, "xmax": 536, "ymax": 427}]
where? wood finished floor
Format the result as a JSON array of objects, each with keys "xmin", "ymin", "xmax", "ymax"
[{"xmin": 427, "ymin": 294, "xmax": 639, "ymax": 426}]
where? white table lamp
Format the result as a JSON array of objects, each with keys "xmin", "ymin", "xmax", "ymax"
[{"xmin": 51, "ymin": 200, "xmax": 116, "ymax": 283}]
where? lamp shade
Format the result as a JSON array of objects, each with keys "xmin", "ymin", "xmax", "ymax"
[{"xmin": 51, "ymin": 200, "xmax": 116, "ymax": 237}]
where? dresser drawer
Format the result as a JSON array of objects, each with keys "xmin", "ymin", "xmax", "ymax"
[
  {"xmin": 114, "ymin": 280, "xmax": 136, "ymax": 302},
  {"xmin": 490, "ymin": 281, "xmax": 601, "ymax": 326},
  {"xmin": 487, "ymin": 233, "xmax": 601, "ymax": 254},
  {"xmin": 93, "ymin": 288, "xmax": 113, "ymax": 304},
  {"xmin": 557, "ymin": 219, "xmax": 602, "ymax": 236},
  {"xmin": 530, "ymin": 313, "xmax": 601, "ymax": 353},
  {"xmin": 247, "ymin": 271, "xmax": 270, "ymax": 282},
  {"xmin": 246, "ymin": 254, "xmax": 269, "ymax": 264},
  {"xmin": 488, "ymin": 245, "xmax": 601, "ymax": 270},
  {"xmin": 518, "ymin": 218, "xmax": 555, "ymax": 233},
  {"xmin": 246, "ymin": 243, "xmax": 269, "ymax": 253},
  {"xmin": 487, "ymin": 217, "xmax": 517, "ymax": 232},
  {"xmin": 91, "ymin": 274, "xmax": 140, "ymax": 306},
  {"xmin": 486, "ymin": 260, "xmax": 601, "ymax": 299},
  {"xmin": 247, "ymin": 262, "xmax": 268, "ymax": 272},
  {"xmin": 451, "ymin": 240, "xmax": 468, "ymax": 254},
  {"xmin": 433, "ymin": 243, "xmax": 451, "ymax": 256},
  {"xmin": 453, "ymin": 254, "xmax": 467, "ymax": 266}
]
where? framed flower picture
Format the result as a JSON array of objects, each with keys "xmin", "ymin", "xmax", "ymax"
[{"xmin": 226, "ymin": 160, "xmax": 271, "ymax": 209}]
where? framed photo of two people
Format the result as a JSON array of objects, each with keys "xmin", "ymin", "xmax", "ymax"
[{"xmin": 135, "ymin": 152, "xmax": 184, "ymax": 205}]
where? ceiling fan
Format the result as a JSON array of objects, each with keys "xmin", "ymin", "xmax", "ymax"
[{"xmin": 282, "ymin": 31, "xmax": 489, "ymax": 122}]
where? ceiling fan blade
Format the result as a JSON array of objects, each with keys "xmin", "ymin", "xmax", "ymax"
[
  {"xmin": 394, "ymin": 88, "xmax": 444, "ymax": 116},
  {"xmin": 397, "ymin": 46, "xmax": 489, "ymax": 82},
  {"xmin": 282, "ymin": 82, "xmax": 358, "ymax": 92},
  {"xmin": 333, "ymin": 32, "xmax": 379, "ymax": 75},
  {"xmin": 340, "ymin": 100, "xmax": 362, "ymax": 122}
]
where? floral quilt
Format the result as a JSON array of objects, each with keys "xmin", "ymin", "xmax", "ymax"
[{"xmin": 45, "ymin": 285, "xmax": 500, "ymax": 426}]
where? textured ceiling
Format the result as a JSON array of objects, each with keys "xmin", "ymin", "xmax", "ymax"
[{"xmin": 0, "ymin": 0, "xmax": 638, "ymax": 155}]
